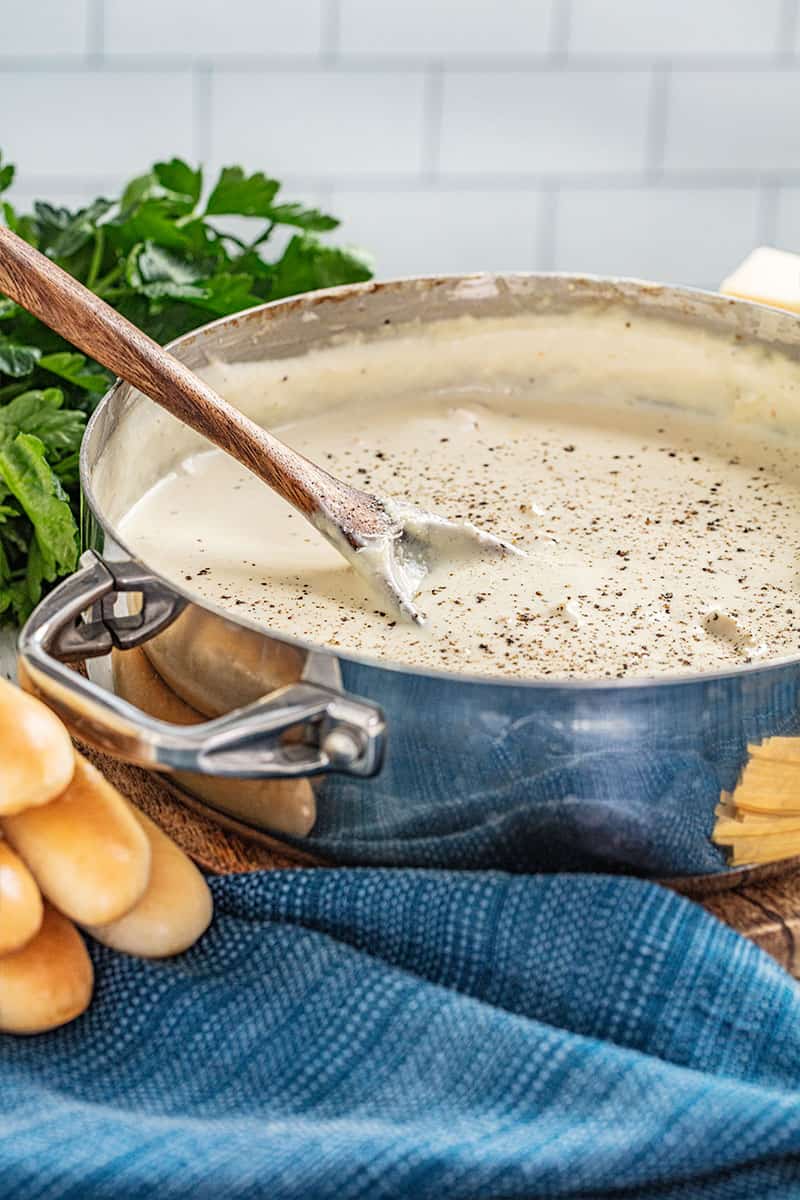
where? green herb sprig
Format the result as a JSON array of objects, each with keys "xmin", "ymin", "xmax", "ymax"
[{"xmin": 0, "ymin": 151, "xmax": 372, "ymax": 624}]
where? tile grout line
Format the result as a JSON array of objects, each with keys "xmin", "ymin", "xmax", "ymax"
[
  {"xmin": 758, "ymin": 179, "xmax": 780, "ymax": 245},
  {"xmin": 12, "ymin": 171, "xmax": 800, "ymax": 193},
  {"xmin": 778, "ymin": 0, "xmax": 799, "ymax": 56},
  {"xmin": 86, "ymin": 0, "xmax": 104, "ymax": 66},
  {"xmin": 644, "ymin": 63, "xmax": 670, "ymax": 180},
  {"xmin": 192, "ymin": 63, "xmax": 213, "ymax": 165},
  {"xmin": 420, "ymin": 63, "xmax": 444, "ymax": 181},
  {"xmin": 537, "ymin": 184, "xmax": 559, "ymax": 271},
  {"xmin": 321, "ymin": 0, "xmax": 340, "ymax": 61},
  {"xmin": 3, "ymin": 54, "xmax": 800, "ymax": 73},
  {"xmin": 549, "ymin": 0, "xmax": 572, "ymax": 62}
]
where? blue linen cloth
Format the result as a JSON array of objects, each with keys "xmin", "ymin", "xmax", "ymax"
[{"xmin": 3, "ymin": 868, "xmax": 800, "ymax": 1199}]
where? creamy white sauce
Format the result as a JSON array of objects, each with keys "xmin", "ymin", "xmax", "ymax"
[{"xmin": 116, "ymin": 312, "xmax": 800, "ymax": 680}]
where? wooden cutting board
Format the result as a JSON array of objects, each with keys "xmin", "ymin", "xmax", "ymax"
[{"xmin": 77, "ymin": 738, "xmax": 800, "ymax": 978}]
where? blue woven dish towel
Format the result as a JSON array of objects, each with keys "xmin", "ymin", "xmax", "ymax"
[{"xmin": 3, "ymin": 868, "xmax": 800, "ymax": 1199}]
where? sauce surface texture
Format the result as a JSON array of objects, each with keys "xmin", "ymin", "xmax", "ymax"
[{"xmin": 118, "ymin": 317, "xmax": 800, "ymax": 681}]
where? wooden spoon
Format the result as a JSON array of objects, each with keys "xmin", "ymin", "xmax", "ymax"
[{"xmin": 0, "ymin": 225, "xmax": 520, "ymax": 623}]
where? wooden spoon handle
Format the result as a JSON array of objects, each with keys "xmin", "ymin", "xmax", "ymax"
[{"xmin": 0, "ymin": 224, "xmax": 328, "ymax": 518}]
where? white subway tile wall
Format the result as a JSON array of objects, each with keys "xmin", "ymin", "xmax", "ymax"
[
  {"xmin": 0, "ymin": 0, "xmax": 90, "ymax": 57},
  {"xmin": 0, "ymin": 71, "xmax": 195, "ymax": 175},
  {"xmin": 553, "ymin": 187, "xmax": 762, "ymax": 283},
  {"xmin": 337, "ymin": 1, "xmax": 554, "ymax": 57},
  {"xmin": 332, "ymin": 189, "xmax": 544, "ymax": 275},
  {"xmin": 664, "ymin": 71, "xmax": 800, "ymax": 171},
  {"xmin": 568, "ymin": 0, "xmax": 787, "ymax": 58},
  {"xmin": 439, "ymin": 70, "xmax": 652, "ymax": 174},
  {"xmin": 104, "ymin": 0, "xmax": 325, "ymax": 58},
  {"xmin": 209, "ymin": 71, "xmax": 427, "ymax": 176},
  {"xmin": 3, "ymin": 0, "xmax": 800, "ymax": 288}
]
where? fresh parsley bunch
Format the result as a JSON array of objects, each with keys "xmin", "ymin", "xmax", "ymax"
[{"xmin": 0, "ymin": 151, "xmax": 372, "ymax": 625}]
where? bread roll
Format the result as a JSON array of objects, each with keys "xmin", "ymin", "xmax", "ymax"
[
  {"xmin": 0, "ymin": 903, "xmax": 93, "ymax": 1034},
  {"xmin": 0, "ymin": 677, "xmax": 74, "ymax": 815},
  {"xmin": 141, "ymin": 606, "xmax": 304, "ymax": 716},
  {"xmin": 0, "ymin": 839, "xmax": 43, "ymax": 955},
  {"xmin": 85, "ymin": 809, "xmax": 212, "ymax": 957},
  {"xmin": 1, "ymin": 755, "xmax": 151, "ymax": 926},
  {"xmin": 113, "ymin": 647, "xmax": 316, "ymax": 837}
]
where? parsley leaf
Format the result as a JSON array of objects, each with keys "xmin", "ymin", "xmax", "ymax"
[
  {"xmin": 270, "ymin": 234, "xmax": 373, "ymax": 296},
  {"xmin": 154, "ymin": 158, "xmax": 203, "ymax": 206},
  {"xmin": 0, "ymin": 151, "xmax": 372, "ymax": 624},
  {"xmin": 38, "ymin": 352, "xmax": 111, "ymax": 395},
  {"xmin": 0, "ymin": 153, "xmax": 14, "ymax": 196},
  {"xmin": 265, "ymin": 203, "xmax": 339, "ymax": 232},
  {"xmin": 205, "ymin": 166, "xmax": 280, "ymax": 217},
  {"xmin": 36, "ymin": 198, "xmax": 114, "ymax": 259},
  {"xmin": 0, "ymin": 388, "xmax": 86, "ymax": 457},
  {"xmin": 0, "ymin": 336, "xmax": 41, "ymax": 377},
  {"xmin": 126, "ymin": 241, "xmax": 207, "ymax": 299},
  {"xmin": 0, "ymin": 432, "xmax": 79, "ymax": 598}
]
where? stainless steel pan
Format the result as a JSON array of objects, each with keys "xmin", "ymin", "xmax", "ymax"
[{"xmin": 17, "ymin": 274, "xmax": 800, "ymax": 877}]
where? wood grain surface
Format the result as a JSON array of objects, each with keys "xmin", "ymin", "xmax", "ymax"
[{"xmin": 700, "ymin": 873, "xmax": 800, "ymax": 973}]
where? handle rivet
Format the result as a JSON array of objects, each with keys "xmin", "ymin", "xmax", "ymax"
[{"xmin": 322, "ymin": 727, "xmax": 363, "ymax": 767}]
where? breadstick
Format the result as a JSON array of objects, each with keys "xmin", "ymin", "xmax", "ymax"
[
  {"xmin": 113, "ymin": 647, "xmax": 316, "ymax": 837},
  {"xmin": 0, "ymin": 839, "xmax": 43, "ymax": 955},
  {"xmin": 1, "ymin": 755, "xmax": 151, "ymax": 926},
  {"xmin": 85, "ymin": 809, "xmax": 212, "ymax": 958},
  {"xmin": 0, "ymin": 903, "xmax": 93, "ymax": 1034},
  {"xmin": 0, "ymin": 677, "xmax": 74, "ymax": 815}
]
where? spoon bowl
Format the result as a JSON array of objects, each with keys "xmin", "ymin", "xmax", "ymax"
[{"xmin": 319, "ymin": 494, "xmax": 525, "ymax": 623}]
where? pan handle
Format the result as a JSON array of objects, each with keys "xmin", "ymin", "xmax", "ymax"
[{"xmin": 17, "ymin": 552, "xmax": 386, "ymax": 779}]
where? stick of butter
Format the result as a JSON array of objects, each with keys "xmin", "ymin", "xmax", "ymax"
[{"xmin": 720, "ymin": 246, "xmax": 800, "ymax": 313}]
